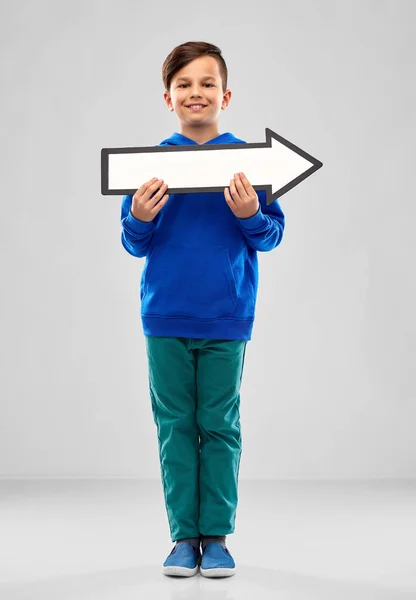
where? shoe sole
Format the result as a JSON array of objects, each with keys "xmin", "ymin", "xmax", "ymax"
[
  {"xmin": 200, "ymin": 566, "xmax": 235, "ymax": 578},
  {"xmin": 162, "ymin": 565, "xmax": 199, "ymax": 577}
]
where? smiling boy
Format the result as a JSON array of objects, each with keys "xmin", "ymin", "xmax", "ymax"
[{"xmin": 120, "ymin": 41, "xmax": 285, "ymax": 578}]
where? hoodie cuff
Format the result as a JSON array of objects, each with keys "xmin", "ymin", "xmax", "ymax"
[
  {"xmin": 236, "ymin": 204, "xmax": 263, "ymax": 228},
  {"xmin": 125, "ymin": 209, "xmax": 155, "ymax": 233}
]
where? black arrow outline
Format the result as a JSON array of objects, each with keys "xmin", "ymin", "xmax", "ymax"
[{"xmin": 101, "ymin": 128, "xmax": 323, "ymax": 205}]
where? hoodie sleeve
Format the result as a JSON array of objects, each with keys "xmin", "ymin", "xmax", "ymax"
[
  {"xmin": 120, "ymin": 194, "xmax": 156, "ymax": 258},
  {"xmin": 234, "ymin": 190, "xmax": 285, "ymax": 252}
]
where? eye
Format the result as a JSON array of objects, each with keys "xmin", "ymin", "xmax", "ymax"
[{"xmin": 178, "ymin": 83, "xmax": 214, "ymax": 88}]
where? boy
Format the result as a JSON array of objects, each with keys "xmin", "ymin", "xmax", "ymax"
[{"xmin": 120, "ymin": 41, "xmax": 285, "ymax": 577}]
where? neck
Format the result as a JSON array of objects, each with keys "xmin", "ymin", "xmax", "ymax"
[{"xmin": 179, "ymin": 124, "xmax": 220, "ymax": 145}]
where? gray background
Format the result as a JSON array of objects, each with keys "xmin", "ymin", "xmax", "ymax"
[{"xmin": 1, "ymin": 0, "xmax": 414, "ymax": 479}]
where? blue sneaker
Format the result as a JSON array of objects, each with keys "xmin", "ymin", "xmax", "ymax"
[
  {"xmin": 162, "ymin": 542, "xmax": 201, "ymax": 577},
  {"xmin": 200, "ymin": 542, "xmax": 236, "ymax": 578}
]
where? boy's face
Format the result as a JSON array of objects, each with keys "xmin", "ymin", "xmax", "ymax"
[{"xmin": 164, "ymin": 55, "xmax": 231, "ymax": 139}]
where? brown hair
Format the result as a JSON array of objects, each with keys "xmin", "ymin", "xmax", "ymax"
[{"xmin": 162, "ymin": 41, "xmax": 228, "ymax": 94}]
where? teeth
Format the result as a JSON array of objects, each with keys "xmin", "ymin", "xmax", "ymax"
[{"xmin": 189, "ymin": 105, "xmax": 205, "ymax": 108}]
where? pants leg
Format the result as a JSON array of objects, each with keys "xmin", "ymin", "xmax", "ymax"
[
  {"xmin": 145, "ymin": 336, "xmax": 200, "ymax": 542},
  {"xmin": 145, "ymin": 335, "xmax": 247, "ymax": 542},
  {"xmin": 194, "ymin": 338, "xmax": 247, "ymax": 536}
]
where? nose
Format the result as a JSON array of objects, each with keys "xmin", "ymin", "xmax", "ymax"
[{"xmin": 189, "ymin": 84, "xmax": 204, "ymax": 96}]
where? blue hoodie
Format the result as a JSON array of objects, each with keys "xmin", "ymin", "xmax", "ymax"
[{"xmin": 120, "ymin": 131, "xmax": 285, "ymax": 341}]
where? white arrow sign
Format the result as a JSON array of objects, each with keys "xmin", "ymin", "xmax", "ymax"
[{"xmin": 101, "ymin": 128, "xmax": 322, "ymax": 205}]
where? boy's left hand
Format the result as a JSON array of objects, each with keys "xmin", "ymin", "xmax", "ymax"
[{"xmin": 224, "ymin": 172, "xmax": 260, "ymax": 219}]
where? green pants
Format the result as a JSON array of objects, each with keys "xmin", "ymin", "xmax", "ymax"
[{"xmin": 145, "ymin": 335, "xmax": 247, "ymax": 542}]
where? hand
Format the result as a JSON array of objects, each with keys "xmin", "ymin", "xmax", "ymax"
[
  {"xmin": 131, "ymin": 177, "xmax": 170, "ymax": 222},
  {"xmin": 224, "ymin": 172, "xmax": 260, "ymax": 219}
]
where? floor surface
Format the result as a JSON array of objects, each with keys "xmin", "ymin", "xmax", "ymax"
[{"xmin": 0, "ymin": 479, "xmax": 415, "ymax": 599}]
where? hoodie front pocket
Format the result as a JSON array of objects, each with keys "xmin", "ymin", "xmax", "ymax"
[{"xmin": 142, "ymin": 244, "xmax": 238, "ymax": 318}]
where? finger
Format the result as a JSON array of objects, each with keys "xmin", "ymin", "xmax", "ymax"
[
  {"xmin": 136, "ymin": 177, "xmax": 157, "ymax": 196},
  {"xmin": 224, "ymin": 187, "xmax": 234, "ymax": 205},
  {"xmin": 152, "ymin": 178, "xmax": 164, "ymax": 189},
  {"xmin": 230, "ymin": 178, "xmax": 240, "ymax": 201},
  {"xmin": 156, "ymin": 182, "xmax": 167, "ymax": 193},
  {"xmin": 234, "ymin": 173, "xmax": 248, "ymax": 196},
  {"xmin": 148, "ymin": 178, "xmax": 164, "ymax": 196},
  {"xmin": 149, "ymin": 181, "xmax": 166, "ymax": 201},
  {"xmin": 154, "ymin": 182, "xmax": 168, "ymax": 201},
  {"xmin": 144, "ymin": 177, "xmax": 159, "ymax": 193}
]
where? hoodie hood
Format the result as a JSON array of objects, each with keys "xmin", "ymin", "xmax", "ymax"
[{"xmin": 158, "ymin": 131, "xmax": 245, "ymax": 146}]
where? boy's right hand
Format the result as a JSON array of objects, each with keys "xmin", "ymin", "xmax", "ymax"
[{"xmin": 131, "ymin": 177, "xmax": 170, "ymax": 222}]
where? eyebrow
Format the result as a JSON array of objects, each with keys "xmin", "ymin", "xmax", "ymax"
[{"xmin": 176, "ymin": 75, "xmax": 217, "ymax": 82}]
